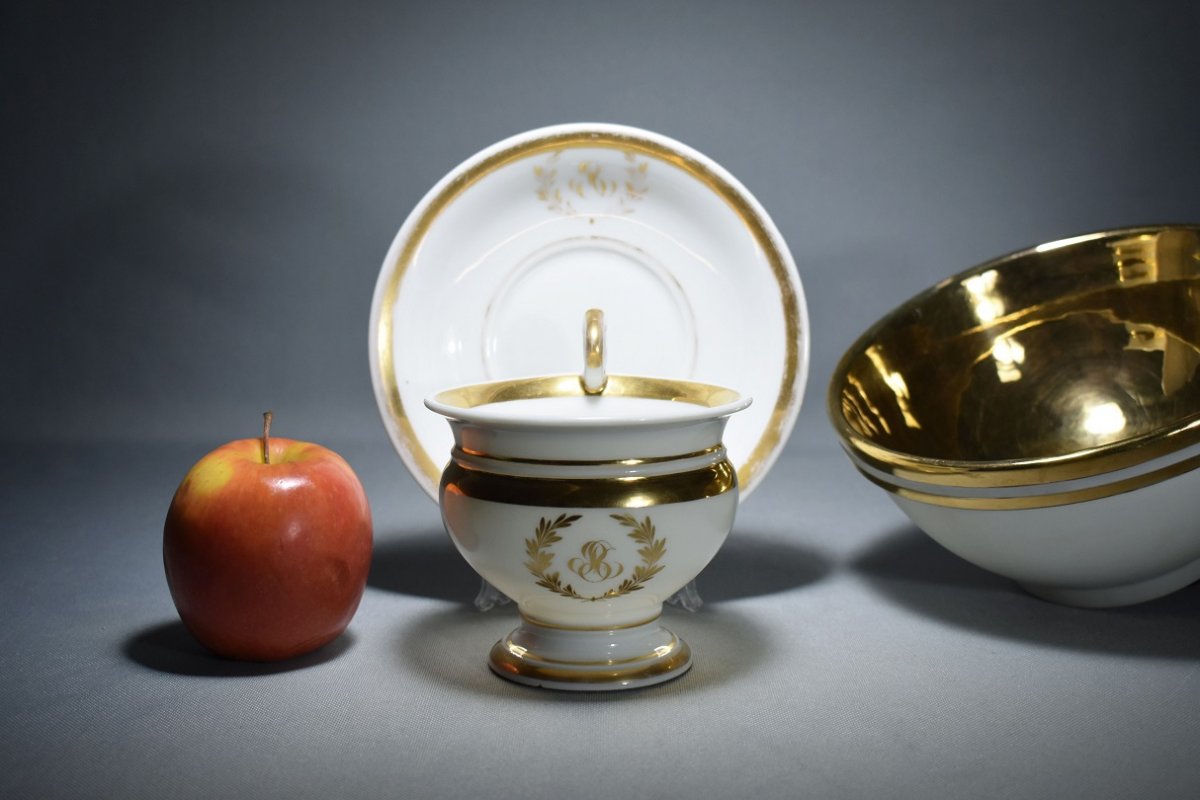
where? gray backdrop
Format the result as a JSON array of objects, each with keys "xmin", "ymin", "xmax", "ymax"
[
  {"xmin": 9, "ymin": 0, "xmax": 1199, "ymax": 446},
  {"xmin": 5, "ymin": 2, "xmax": 1200, "ymax": 798}
]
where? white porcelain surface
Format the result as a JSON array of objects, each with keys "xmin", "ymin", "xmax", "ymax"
[
  {"xmin": 426, "ymin": 381, "xmax": 751, "ymax": 462},
  {"xmin": 884, "ymin": 463, "xmax": 1200, "ymax": 608},
  {"xmin": 370, "ymin": 122, "xmax": 809, "ymax": 502},
  {"xmin": 441, "ymin": 492, "xmax": 738, "ymax": 630}
]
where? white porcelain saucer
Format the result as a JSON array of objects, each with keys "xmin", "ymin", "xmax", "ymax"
[{"xmin": 370, "ymin": 123, "xmax": 810, "ymax": 501}]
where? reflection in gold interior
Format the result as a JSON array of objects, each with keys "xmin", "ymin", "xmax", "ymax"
[
  {"xmin": 1114, "ymin": 229, "xmax": 1200, "ymax": 285},
  {"xmin": 1125, "ymin": 322, "xmax": 1200, "ymax": 396},
  {"xmin": 991, "ymin": 334, "xmax": 1026, "ymax": 384},
  {"xmin": 843, "ymin": 373, "xmax": 890, "ymax": 437},
  {"xmin": 962, "ymin": 269, "xmax": 1004, "ymax": 323},
  {"xmin": 1112, "ymin": 234, "xmax": 1160, "ymax": 285},
  {"xmin": 1081, "ymin": 401, "xmax": 1127, "ymax": 437},
  {"xmin": 864, "ymin": 345, "xmax": 921, "ymax": 430},
  {"xmin": 829, "ymin": 226, "xmax": 1200, "ymax": 487}
]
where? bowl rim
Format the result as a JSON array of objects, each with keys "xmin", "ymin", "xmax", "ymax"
[{"xmin": 828, "ymin": 223, "xmax": 1200, "ymax": 489}]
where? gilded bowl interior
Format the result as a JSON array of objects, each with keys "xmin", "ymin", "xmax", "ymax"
[{"xmin": 831, "ymin": 227, "xmax": 1200, "ymax": 468}]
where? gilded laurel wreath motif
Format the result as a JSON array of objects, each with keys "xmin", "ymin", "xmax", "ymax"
[
  {"xmin": 533, "ymin": 150, "xmax": 649, "ymax": 215},
  {"xmin": 524, "ymin": 512, "xmax": 667, "ymax": 602}
]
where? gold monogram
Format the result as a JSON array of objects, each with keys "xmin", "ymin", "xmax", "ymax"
[
  {"xmin": 533, "ymin": 150, "xmax": 649, "ymax": 215},
  {"xmin": 524, "ymin": 513, "xmax": 667, "ymax": 602},
  {"xmin": 568, "ymin": 540, "xmax": 625, "ymax": 583}
]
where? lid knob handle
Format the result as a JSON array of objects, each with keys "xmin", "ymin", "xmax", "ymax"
[{"xmin": 582, "ymin": 308, "xmax": 607, "ymax": 395}]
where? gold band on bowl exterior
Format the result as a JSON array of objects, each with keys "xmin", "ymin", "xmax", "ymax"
[
  {"xmin": 441, "ymin": 458, "xmax": 737, "ymax": 508},
  {"xmin": 853, "ymin": 445, "xmax": 1200, "ymax": 511},
  {"xmin": 375, "ymin": 127, "xmax": 803, "ymax": 497},
  {"xmin": 845, "ymin": 418, "xmax": 1200, "ymax": 490},
  {"xmin": 828, "ymin": 225, "xmax": 1200, "ymax": 491},
  {"xmin": 488, "ymin": 637, "xmax": 692, "ymax": 686}
]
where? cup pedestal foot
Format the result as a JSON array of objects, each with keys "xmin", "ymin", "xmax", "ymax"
[{"xmin": 488, "ymin": 616, "xmax": 692, "ymax": 691}]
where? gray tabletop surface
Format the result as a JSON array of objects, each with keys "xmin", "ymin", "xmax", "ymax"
[
  {"xmin": 6, "ymin": 1, "xmax": 1200, "ymax": 797},
  {"xmin": 5, "ymin": 429, "xmax": 1200, "ymax": 799}
]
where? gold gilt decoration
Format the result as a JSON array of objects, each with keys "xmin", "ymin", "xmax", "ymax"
[
  {"xmin": 608, "ymin": 513, "xmax": 668, "ymax": 594},
  {"xmin": 568, "ymin": 540, "xmax": 624, "ymax": 583},
  {"xmin": 524, "ymin": 513, "xmax": 668, "ymax": 601},
  {"xmin": 534, "ymin": 150, "xmax": 649, "ymax": 215}
]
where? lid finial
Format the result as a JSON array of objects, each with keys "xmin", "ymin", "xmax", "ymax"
[{"xmin": 582, "ymin": 309, "xmax": 607, "ymax": 395}]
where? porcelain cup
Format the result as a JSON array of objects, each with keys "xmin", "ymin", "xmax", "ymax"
[{"xmin": 426, "ymin": 373, "xmax": 750, "ymax": 690}]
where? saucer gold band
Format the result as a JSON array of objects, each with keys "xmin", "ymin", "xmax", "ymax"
[
  {"xmin": 441, "ymin": 458, "xmax": 736, "ymax": 508},
  {"xmin": 377, "ymin": 128, "xmax": 802, "ymax": 495}
]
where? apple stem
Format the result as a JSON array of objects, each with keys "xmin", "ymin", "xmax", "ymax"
[{"xmin": 262, "ymin": 411, "xmax": 273, "ymax": 464}]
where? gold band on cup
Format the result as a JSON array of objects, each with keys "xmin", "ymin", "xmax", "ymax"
[{"xmin": 440, "ymin": 458, "xmax": 738, "ymax": 508}]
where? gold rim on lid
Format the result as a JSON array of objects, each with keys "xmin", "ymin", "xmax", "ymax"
[{"xmin": 429, "ymin": 373, "xmax": 748, "ymax": 421}]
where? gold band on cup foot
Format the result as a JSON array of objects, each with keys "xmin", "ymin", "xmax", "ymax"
[{"xmin": 487, "ymin": 619, "xmax": 693, "ymax": 691}]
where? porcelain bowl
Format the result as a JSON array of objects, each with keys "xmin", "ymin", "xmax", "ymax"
[
  {"xmin": 426, "ymin": 373, "xmax": 750, "ymax": 689},
  {"xmin": 829, "ymin": 225, "xmax": 1200, "ymax": 607}
]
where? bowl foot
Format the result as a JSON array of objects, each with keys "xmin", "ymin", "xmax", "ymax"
[
  {"xmin": 488, "ymin": 616, "xmax": 692, "ymax": 691},
  {"xmin": 1019, "ymin": 555, "xmax": 1200, "ymax": 608}
]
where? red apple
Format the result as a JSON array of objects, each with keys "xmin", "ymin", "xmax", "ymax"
[{"xmin": 163, "ymin": 413, "xmax": 373, "ymax": 661}]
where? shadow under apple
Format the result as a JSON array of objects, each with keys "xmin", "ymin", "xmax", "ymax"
[{"xmin": 123, "ymin": 620, "xmax": 355, "ymax": 676}]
